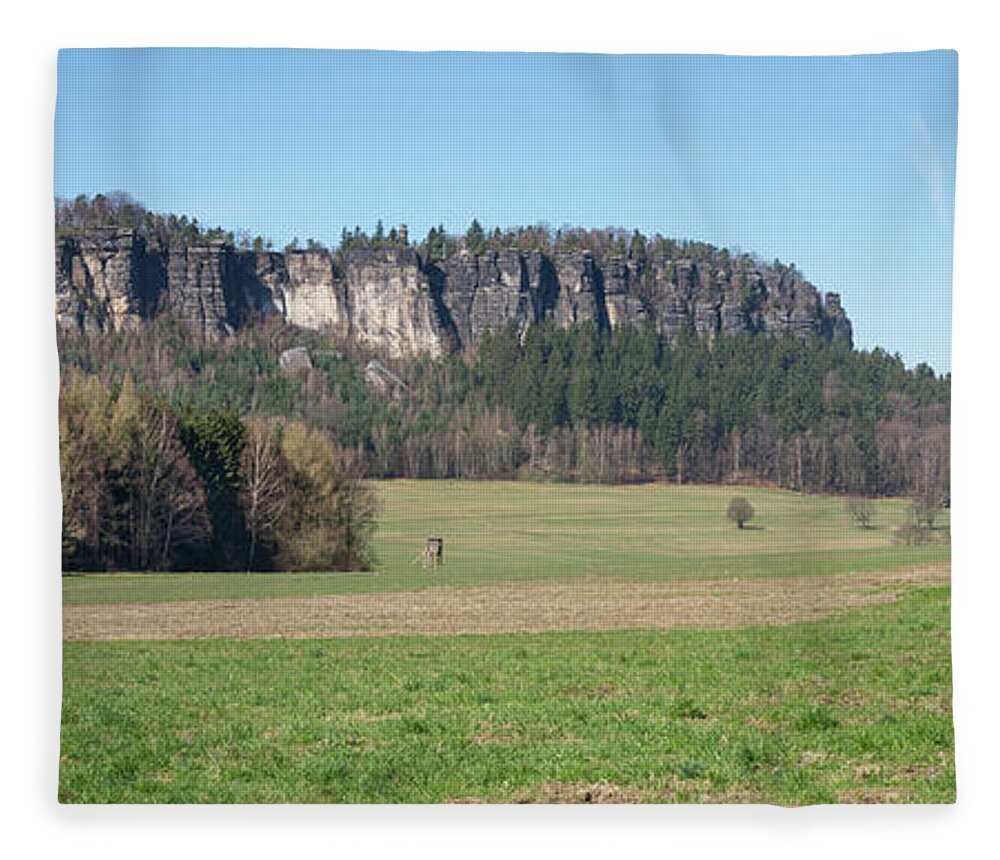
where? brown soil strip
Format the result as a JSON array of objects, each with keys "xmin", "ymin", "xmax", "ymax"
[
  {"xmin": 513, "ymin": 781, "xmax": 647, "ymax": 804},
  {"xmin": 62, "ymin": 564, "xmax": 949, "ymax": 642}
]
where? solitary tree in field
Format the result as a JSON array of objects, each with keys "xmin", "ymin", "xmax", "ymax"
[
  {"xmin": 727, "ymin": 496, "xmax": 755, "ymax": 529},
  {"xmin": 846, "ymin": 496, "xmax": 874, "ymax": 528}
]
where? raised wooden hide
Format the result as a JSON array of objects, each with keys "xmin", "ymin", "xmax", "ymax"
[{"xmin": 423, "ymin": 537, "xmax": 444, "ymax": 571}]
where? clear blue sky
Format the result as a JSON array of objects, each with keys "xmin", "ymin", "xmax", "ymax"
[{"xmin": 55, "ymin": 49, "xmax": 957, "ymax": 372}]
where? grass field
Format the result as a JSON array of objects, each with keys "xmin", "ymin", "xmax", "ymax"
[
  {"xmin": 63, "ymin": 481, "xmax": 949, "ymax": 605},
  {"xmin": 60, "ymin": 481, "xmax": 954, "ymax": 804}
]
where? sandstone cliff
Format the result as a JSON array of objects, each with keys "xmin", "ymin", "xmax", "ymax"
[
  {"xmin": 56, "ymin": 228, "xmax": 150, "ymax": 333},
  {"xmin": 342, "ymin": 247, "xmax": 455, "ymax": 358},
  {"xmin": 56, "ymin": 228, "xmax": 853, "ymax": 354}
]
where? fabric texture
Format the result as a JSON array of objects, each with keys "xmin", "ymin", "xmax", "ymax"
[{"xmin": 55, "ymin": 49, "xmax": 955, "ymax": 804}]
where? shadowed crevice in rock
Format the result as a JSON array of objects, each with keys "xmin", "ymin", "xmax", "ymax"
[{"xmin": 422, "ymin": 260, "xmax": 462, "ymax": 355}]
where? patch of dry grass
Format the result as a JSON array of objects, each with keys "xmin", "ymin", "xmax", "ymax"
[{"xmin": 64, "ymin": 564, "xmax": 949, "ymax": 642}]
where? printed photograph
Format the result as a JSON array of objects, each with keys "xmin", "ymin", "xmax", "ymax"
[{"xmin": 55, "ymin": 48, "xmax": 955, "ymax": 804}]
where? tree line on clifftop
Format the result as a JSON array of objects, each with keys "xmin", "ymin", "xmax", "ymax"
[{"xmin": 55, "ymin": 193, "xmax": 802, "ymax": 274}]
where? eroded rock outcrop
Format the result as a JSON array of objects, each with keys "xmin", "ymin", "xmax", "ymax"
[
  {"xmin": 55, "ymin": 227, "xmax": 149, "ymax": 333},
  {"xmin": 55, "ymin": 229, "xmax": 853, "ymax": 355},
  {"xmin": 232, "ymin": 251, "xmax": 290, "ymax": 323},
  {"xmin": 436, "ymin": 249, "xmax": 543, "ymax": 346},
  {"xmin": 552, "ymin": 251, "xmax": 607, "ymax": 329},
  {"xmin": 159, "ymin": 241, "xmax": 234, "ymax": 339},
  {"xmin": 342, "ymin": 247, "xmax": 455, "ymax": 358},
  {"xmin": 283, "ymin": 250, "xmax": 348, "ymax": 339},
  {"xmin": 279, "ymin": 346, "xmax": 313, "ymax": 373}
]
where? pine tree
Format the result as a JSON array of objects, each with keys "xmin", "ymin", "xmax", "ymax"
[{"xmin": 466, "ymin": 218, "xmax": 486, "ymax": 255}]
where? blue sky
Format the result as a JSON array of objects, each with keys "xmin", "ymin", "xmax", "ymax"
[{"xmin": 55, "ymin": 49, "xmax": 956, "ymax": 372}]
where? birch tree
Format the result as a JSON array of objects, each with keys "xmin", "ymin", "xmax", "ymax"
[{"xmin": 239, "ymin": 418, "xmax": 287, "ymax": 571}]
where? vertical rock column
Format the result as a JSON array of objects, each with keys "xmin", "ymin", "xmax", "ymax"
[
  {"xmin": 552, "ymin": 250, "xmax": 608, "ymax": 328},
  {"xmin": 55, "ymin": 228, "xmax": 148, "ymax": 333},
  {"xmin": 161, "ymin": 241, "xmax": 234, "ymax": 339},
  {"xmin": 342, "ymin": 247, "xmax": 452, "ymax": 358},
  {"xmin": 283, "ymin": 250, "xmax": 348, "ymax": 338}
]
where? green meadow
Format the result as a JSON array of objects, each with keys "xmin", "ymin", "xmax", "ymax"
[
  {"xmin": 60, "ymin": 588, "xmax": 953, "ymax": 804},
  {"xmin": 60, "ymin": 481, "xmax": 953, "ymax": 804},
  {"xmin": 63, "ymin": 480, "xmax": 949, "ymax": 605}
]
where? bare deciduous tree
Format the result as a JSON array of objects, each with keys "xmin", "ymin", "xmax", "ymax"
[
  {"xmin": 911, "ymin": 493, "xmax": 942, "ymax": 532},
  {"xmin": 846, "ymin": 496, "xmax": 874, "ymax": 528},
  {"xmin": 276, "ymin": 422, "xmax": 377, "ymax": 571},
  {"xmin": 59, "ymin": 370, "xmax": 111, "ymax": 569},
  {"xmin": 239, "ymin": 418, "xmax": 287, "ymax": 571},
  {"xmin": 107, "ymin": 377, "xmax": 210, "ymax": 569}
]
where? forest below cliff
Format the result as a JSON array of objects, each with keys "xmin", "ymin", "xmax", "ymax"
[
  {"xmin": 58, "ymin": 315, "xmax": 949, "ymax": 496},
  {"xmin": 56, "ymin": 195, "xmax": 950, "ymax": 570}
]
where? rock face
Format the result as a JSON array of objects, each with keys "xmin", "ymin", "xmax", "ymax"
[
  {"xmin": 342, "ymin": 247, "xmax": 455, "ymax": 358},
  {"xmin": 283, "ymin": 250, "xmax": 348, "ymax": 338},
  {"xmin": 159, "ymin": 241, "xmax": 235, "ymax": 339},
  {"xmin": 822, "ymin": 292, "xmax": 853, "ymax": 344},
  {"xmin": 434, "ymin": 249, "xmax": 551, "ymax": 346},
  {"xmin": 55, "ymin": 227, "xmax": 150, "ymax": 333},
  {"xmin": 55, "ymin": 230, "xmax": 853, "ymax": 354},
  {"xmin": 279, "ymin": 346, "xmax": 312, "ymax": 373},
  {"xmin": 552, "ymin": 251, "xmax": 607, "ymax": 329},
  {"xmin": 232, "ymin": 251, "xmax": 291, "ymax": 324}
]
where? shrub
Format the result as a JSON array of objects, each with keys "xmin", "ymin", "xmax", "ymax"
[{"xmin": 727, "ymin": 496, "xmax": 755, "ymax": 529}]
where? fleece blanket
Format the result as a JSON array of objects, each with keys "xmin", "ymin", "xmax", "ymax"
[{"xmin": 55, "ymin": 48, "xmax": 955, "ymax": 804}]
